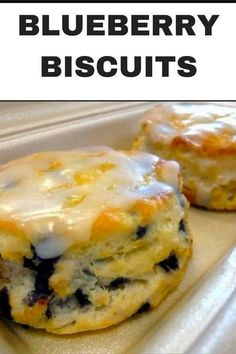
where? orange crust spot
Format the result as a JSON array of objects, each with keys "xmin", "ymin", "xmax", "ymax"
[
  {"xmin": 91, "ymin": 209, "xmax": 134, "ymax": 241},
  {"xmin": 0, "ymin": 220, "xmax": 31, "ymax": 261},
  {"xmin": 37, "ymin": 160, "xmax": 62, "ymax": 175},
  {"xmin": 0, "ymin": 220, "xmax": 25, "ymax": 237},
  {"xmin": 132, "ymin": 195, "xmax": 170, "ymax": 224},
  {"xmin": 74, "ymin": 162, "xmax": 116, "ymax": 185},
  {"xmin": 172, "ymin": 133, "xmax": 236, "ymax": 157},
  {"xmin": 155, "ymin": 159, "xmax": 171, "ymax": 181},
  {"xmin": 183, "ymin": 188, "xmax": 197, "ymax": 205},
  {"xmin": 63, "ymin": 194, "xmax": 86, "ymax": 208},
  {"xmin": 16, "ymin": 301, "xmax": 48, "ymax": 324}
]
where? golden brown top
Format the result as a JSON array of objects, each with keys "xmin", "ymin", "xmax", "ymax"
[
  {"xmin": 0, "ymin": 148, "xmax": 181, "ymax": 260},
  {"xmin": 141, "ymin": 103, "xmax": 236, "ymax": 155}
]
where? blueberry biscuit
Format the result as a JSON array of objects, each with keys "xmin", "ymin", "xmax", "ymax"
[
  {"xmin": 0, "ymin": 148, "xmax": 191, "ymax": 334},
  {"xmin": 134, "ymin": 103, "xmax": 236, "ymax": 210}
]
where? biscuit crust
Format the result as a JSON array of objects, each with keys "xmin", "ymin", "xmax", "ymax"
[
  {"xmin": 134, "ymin": 103, "xmax": 236, "ymax": 210},
  {"xmin": 0, "ymin": 148, "xmax": 191, "ymax": 333}
]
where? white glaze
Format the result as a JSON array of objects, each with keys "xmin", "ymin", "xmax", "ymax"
[
  {"xmin": 145, "ymin": 103, "xmax": 236, "ymax": 149},
  {"xmin": 0, "ymin": 149, "xmax": 179, "ymax": 258},
  {"xmin": 35, "ymin": 234, "xmax": 69, "ymax": 259}
]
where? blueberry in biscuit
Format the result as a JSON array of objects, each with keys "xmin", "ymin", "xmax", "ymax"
[{"xmin": 0, "ymin": 148, "xmax": 191, "ymax": 334}]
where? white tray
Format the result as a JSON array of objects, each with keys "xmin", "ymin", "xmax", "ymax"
[{"xmin": 0, "ymin": 103, "xmax": 235, "ymax": 354}]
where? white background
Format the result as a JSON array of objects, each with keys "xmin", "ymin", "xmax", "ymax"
[{"xmin": 0, "ymin": 3, "xmax": 235, "ymax": 100}]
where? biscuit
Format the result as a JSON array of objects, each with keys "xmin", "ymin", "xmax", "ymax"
[
  {"xmin": 0, "ymin": 148, "xmax": 191, "ymax": 334},
  {"xmin": 134, "ymin": 103, "xmax": 236, "ymax": 210}
]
